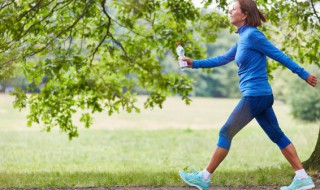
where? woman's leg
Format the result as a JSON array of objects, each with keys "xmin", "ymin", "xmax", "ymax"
[
  {"xmin": 206, "ymin": 97, "xmax": 254, "ymax": 173},
  {"xmin": 254, "ymin": 101, "xmax": 314, "ymax": 189},
  {"xmin": 179, "ymin": 97, "xmax": 254, "ymax": 188},
  {"xmin": 205, "ymin": 140, "xmax": 304, "ymax": 174},
  {"xmin": 205, "ymin": 146, "xmax": 229, "ymax": 173},
  {"xmin": 281, "ymin": 143, "xmax": 303, "ymax": 171},
  {"xmin": 180, "ymin": 97, "xmax": 254, "ymax": 189},
  {"xmin": 254, "ymin": 106, "xmax": 303, "ymax": 170}
]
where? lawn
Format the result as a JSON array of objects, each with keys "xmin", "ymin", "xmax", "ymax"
[{"xmin": 0, "ymin": 95, "xmax": 318, "ymax": 188}]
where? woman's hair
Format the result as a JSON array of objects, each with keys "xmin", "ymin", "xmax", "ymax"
[{"xmin": 237, "ymin": 0, "xmax": 266, "ymax": 27}]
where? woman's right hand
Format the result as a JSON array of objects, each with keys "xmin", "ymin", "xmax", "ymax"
[
  {"xmin": 181, "ymin": 57, "xmax": 193, "ymax": 68},
  {"xmin": 306, "ymin": 74, "xmax": 318, "ymax": 87}
]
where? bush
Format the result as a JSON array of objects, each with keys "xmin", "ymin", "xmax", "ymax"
[{"xmin": 286, "ymin": 67, "xmax": 320, "ymax": 121}]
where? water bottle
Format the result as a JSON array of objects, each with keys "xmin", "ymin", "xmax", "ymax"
[{"xmin": 176, "ymin": 42, "xmax": 188, "ymax": 71}]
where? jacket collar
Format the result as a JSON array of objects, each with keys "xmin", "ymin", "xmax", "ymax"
[{"xmin": 236, "ymin": 24, "xmax": 248, "ymax": 34}]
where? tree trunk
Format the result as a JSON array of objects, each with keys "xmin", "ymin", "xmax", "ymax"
[{"xmin": 303, "ymin": 125, "xmax": 320, "ymax": 171}]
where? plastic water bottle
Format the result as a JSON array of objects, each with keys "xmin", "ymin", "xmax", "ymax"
[{"xmin": 176, "ymin": 42, "xmax": 188, "ymax": 71}]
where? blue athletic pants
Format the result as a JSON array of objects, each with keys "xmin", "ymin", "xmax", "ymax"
[{"xmin": 217, "ymin": 95, "xmax": 291, "ymax": 150}]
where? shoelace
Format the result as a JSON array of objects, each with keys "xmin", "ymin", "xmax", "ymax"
[{"xmin": 188, "ymin": 169, "xmax": 201, "ymax": 178}]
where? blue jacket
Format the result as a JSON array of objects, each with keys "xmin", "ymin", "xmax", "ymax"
[{"xmin": 192, "ymin": 24, "xmax": 310, "ymax": 96}]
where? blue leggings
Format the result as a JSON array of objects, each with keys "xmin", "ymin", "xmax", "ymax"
[{"xmin": 218, "ymin": 95, "xmax": 291, "ymax": 150}]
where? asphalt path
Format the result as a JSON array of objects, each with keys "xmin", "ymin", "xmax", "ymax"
[{"xmin": 14, "ymin": 185, "xmax": 320, "ymax": 190}]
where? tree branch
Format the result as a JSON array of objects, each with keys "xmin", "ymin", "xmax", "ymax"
[
  {"xmin": 68, "ymin": 30, "xmax": 73, "ymax": 50},
  {"xmin": 100, "ymin": 0, "xmax": 148, "ymax": 38},
  {"xmin": 3, "ymin": 0, "xmax": 72, "ymax": 53},
  {"xmin": 0, "ymin": 0, "xmax": 14, "ymax": 10},
  {"xmin": 0, "ymin": 0, "xmax": 60, "ymax": 53},
  {"xmin": 101, "ymin": 0, "xmax": 133, "ymax": 63},
  {"xmin": 90, "ymin": 32, "xmax": 109, "ymax": 64},
  {"xmin": 150, "ymin": 0, "xmax": 159, "ymax": 46},
  {"xmin": 1, "ymin": 0, "xmax": 94, "ymax": 63},
  {"xmin": 18, "ymin": 0, "xmax": 45, "ymax": 21},
  {"xmin": 0, "ymin": 56, "xmax": 21, "ymax": 67},
  {"xmin": 87, "ymin": 0, "xmax": 112, "ymax": 64},
  {"xmin": 310, "ymin": 0, "xmax": 320, "ymax": 24},
  {"xmin": 57, "ymin": 0, "xmax": 94, "ymax": 39},
  {"xmin": 32, "ymin": 0, "xmax": 93, "ymax": 55}
]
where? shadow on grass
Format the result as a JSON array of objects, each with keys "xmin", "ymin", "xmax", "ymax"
[{"xmin": 0, "ymin": 165, "xmax": 319, "ymax": 188}]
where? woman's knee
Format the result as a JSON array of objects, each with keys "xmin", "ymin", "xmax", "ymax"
[
  {"xmin": 219, "ymin": 124, "xmax": 236, "ymax": 139},
  {"xmin": 218, "ymin": 126, "xmax": 234, "ymax": 150}
]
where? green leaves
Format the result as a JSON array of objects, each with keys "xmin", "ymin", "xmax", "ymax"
[
  {"xmin": 256, "ymin": 0, "xmax": 320, "ymax": 68},
  {"xmin": 12, "ymin": 88, "xmax": 28, "ymax": 111},
  {"xmin": 165, "ymin": 0, "xmax": 200, "ymax": 22},
  {"xmin": 286, "ymin": 66, "xmax": 320, "ymax": 121},
  {"xmin": 0, "ymin": 0, "xmax": 197, "ymax": 139},
  {"xmin": 1, "ymin": 0, "xmax": 319, "ymax": 139}
]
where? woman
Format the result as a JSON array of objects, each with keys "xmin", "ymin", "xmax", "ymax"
[{"xmin": 178, "ymin": 0, "xmax": 318, "ymax": 190}]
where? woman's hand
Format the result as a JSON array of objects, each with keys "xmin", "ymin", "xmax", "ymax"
[
  {"xmin": 181, "ymin": 57, "xmax": 193, "ymax": 68},
  {"xmin": 306, "ymin": 74, "xmax": 318, "ymax": 87}
]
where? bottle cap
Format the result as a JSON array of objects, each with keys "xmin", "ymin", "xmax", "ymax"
[{"xmin": 176, "ymin": 42, "xmax": 181, "ymax": 46}]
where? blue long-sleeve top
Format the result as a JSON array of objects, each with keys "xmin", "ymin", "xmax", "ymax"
[{"xmin": 192, "ymin": 24, "xmax": 310, "ymax": 96}]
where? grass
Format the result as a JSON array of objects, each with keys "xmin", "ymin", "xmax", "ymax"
[{"xmin": 0, "ymin": 95, "xmax": 319, "ymax": 188}]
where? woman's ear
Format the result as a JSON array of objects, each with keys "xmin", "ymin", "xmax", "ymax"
[{"xmin": 242, "ymin": 12, "xmax": 248, "ymax": 21}]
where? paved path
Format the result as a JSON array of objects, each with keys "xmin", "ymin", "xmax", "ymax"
[
  {"xmin": 80, "ymin": 186, "xmax": 279, "ymax": 189},
  {"xmin": 21, "ymin": 185, "xmax": 320, "ymax": 190},
  {"xmin": 5, "ymin": 183, "xmax": 320, "ymax": 190}
]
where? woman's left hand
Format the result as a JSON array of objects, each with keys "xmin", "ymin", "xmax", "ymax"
[{"xmin": 306, "ymin": 74, "xmax": 318, "ymax": 87}]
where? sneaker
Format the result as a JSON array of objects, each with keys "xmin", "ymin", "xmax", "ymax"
[
  {"xmin": 280, "ymin": 176, "xmax": 315, "ymax": 190},
  {"xmin": 179, "ymin": 170, "xmax": 210, "ymax": 190}
]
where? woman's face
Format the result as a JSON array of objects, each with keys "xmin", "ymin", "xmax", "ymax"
[{"xmin": 229, "ymin": 2, "xmax": 247, "ymax": 27}]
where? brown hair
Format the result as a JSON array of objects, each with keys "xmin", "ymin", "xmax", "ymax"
[{"xmin": 238, "ymin": 0, "xmax": 266, "ymax": 27}]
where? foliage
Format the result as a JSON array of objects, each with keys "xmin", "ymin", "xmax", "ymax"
[
  {"xmin": 191, "ymin": 31, "xmax": 240, "ymax": 98},
  {"xmin": 0, "ymin": 0, "xmax": 319, "ymax": 138},
  {"xmin": 271, "ymin": 65, "xmax": 320, "ymax": 122},
  {"xmin": 288, "ymin": 82, "xmax": 320, "ymax": 121},
  {"xmin": 4, "ymin": 30, "xmax": 241, "ymax": 98},
  {"xmin": 0, "ymin": 0, "xmax": 205, "ymax": 139},
  {"xmin": 160, "ymin": 30, "xmax": 241, "ymax": 98},
  {"xmin": 287, "ymin": 66, "xmax": 320, "ymax": 121},
  {"xmin": 257, "ymin": 0, "xmax": 320, "ymax": 68}
]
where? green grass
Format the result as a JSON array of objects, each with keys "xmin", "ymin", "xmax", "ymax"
[{"xmin": 0, "ymin": 95, "xmax": 319, "ymax": 188}]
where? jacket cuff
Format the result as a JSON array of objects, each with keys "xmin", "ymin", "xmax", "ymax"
[
  {"xmin": 299, "ymin": 71, "xmax": 310, "ymax": 80},
  {"xmin": 192, "ymin": 60, "xmax": 199, "ymax": 69}
]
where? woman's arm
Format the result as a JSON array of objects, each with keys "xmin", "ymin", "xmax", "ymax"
[
  {"xmin": 251, "ymin": 30, "xmax": 310, "ymax": 80},
  {"xmin": 184, "ymin": 44, "xmax": 237, "ymax": 69}
]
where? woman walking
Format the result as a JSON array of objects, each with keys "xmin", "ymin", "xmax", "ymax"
[{"xmin": 179, "ymin": 0, "xmax": 318, "ymax": 190}]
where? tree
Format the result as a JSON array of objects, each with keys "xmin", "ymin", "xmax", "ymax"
[
  {"xmin": 1, "ymin": 0, "xmax": 207, "ymax": 139},
  {"xmin": 0, "ymin": 0, "xmax": 319, "ymax": 168}
]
